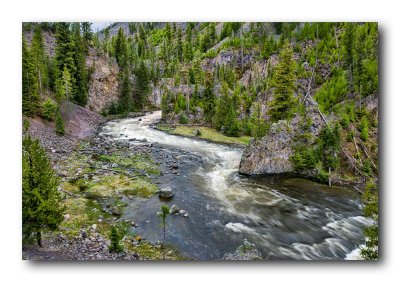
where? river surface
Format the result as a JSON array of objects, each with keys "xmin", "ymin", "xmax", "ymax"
[{"xmin": 100, "ymin": 111, "xmax": 371, "ymax": 260}]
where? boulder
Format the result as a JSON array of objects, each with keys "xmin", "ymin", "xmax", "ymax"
[
  {"xmin": 170, "ymin": 204, "xmax": 180, "ymax": 214},
  {"xmin": 158, "ymin": 187, "xmax": 174, "ymax": 199},
  {"xmin": 111, "ymin": 206, "xmax": 122, "ymax": 216}
]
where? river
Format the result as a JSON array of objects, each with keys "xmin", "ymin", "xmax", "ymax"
[{"xmin": 100, "ymin": 111, "xmax": 371, "ymax": 260}]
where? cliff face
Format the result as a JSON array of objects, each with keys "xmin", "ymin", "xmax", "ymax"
[
  {"xmin": 239, "ymin": 99, "xmax": 325, "ymax": 175},
  {"xmin": 86, "ymin": 50, "xmax": 120, "ymax": 113}
]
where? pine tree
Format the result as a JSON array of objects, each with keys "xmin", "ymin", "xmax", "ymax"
[
  {"xmin": 55, "ymin": 108, "xmax": 65, "ymax": 135},
  {"xmin": 268, "ymin": 41, "xmax": 296, "ymax": 122},
  {"xmin": 118, "ymin": 67, "xmax": 133, "ymax": 113},
  {"xmin": 22, "ymin": 38, "xmax": 39, "ymax": 116},
  {"xmin": 31, "ymin": 25, "xmax": 48, "ymax": 97},
  {"xmin": 202, "ymin": 74, "xmax": 216, "ymax": 124},
  {"xmin": 114, "ymin": 27, "xmax": 128, "ymax": 68},
  {"xmin": 108, "ymin": 226, "xmax": 123, "ymax": 252},
  {"xmin": 134, "ymin": 60, "xmax": 150, "ymax": 110},
  {"xmin": 22, "ymin": 131, "xmax": 65, "ymax": 247},
  {"xmin": 54, "ymin": 22, "xmax": 75, "ymax": 84},
  {"xmin": 342, "ymin": 22, "xmax": 356, "ymax": 93},
  {"xmin": 81, "ymin": 22, "xmax": 93, "ymax": 54},
  {"xmin": 71, "ymin": 23, "xmax": 88, "ymax": 106}
]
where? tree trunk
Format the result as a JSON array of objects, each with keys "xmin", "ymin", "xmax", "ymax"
[
  {"xmin": 37, "ymin": 231, "xmax": 42, "ymax": 247},
  {"xmin": 328, "ymin": 166, "xmax": 331, "ymax": 187}
]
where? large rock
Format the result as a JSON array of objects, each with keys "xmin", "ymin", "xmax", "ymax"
[
  {"xmin": 158, "ymin": 187, "xmax": 174, "ymax": 199},
  {"xmin": 239, "ymin": 119, "xmax": 295, "ymax": 175},
  {"xmin": 239, "ymin": 104, "xmax": 325, "ymax": 176}
]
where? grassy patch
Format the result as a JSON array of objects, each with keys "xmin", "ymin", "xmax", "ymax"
[
  {"xmin": 157, "ymin": 125, "xmax": 252, "ymax": 146},
  {"xmin": 87, "ymin": 174, "xmax": 158, "ymax": 198},
  {"xmin": 127, "ymin": 242, "xmax": 185, "ymax": 260},
  {"xmin": 98, "ymin": 152, "xmax": 160, "ymax": 175}
]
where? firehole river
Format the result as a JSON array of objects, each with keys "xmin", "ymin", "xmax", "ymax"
[{"xmin": 100, "ymin": 111, "xmax": 372, "ymax": 260}]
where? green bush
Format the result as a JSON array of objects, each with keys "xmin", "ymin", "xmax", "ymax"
[
  {"xmin": 108, "ymin": 226, "xmax": 124, "ymax": 253},
  {"xmin": 359, "ymin": 115, "xmax": 370, "ymax": 141},
  {"xmin": 55, "ymin": 110, "xmax": 65, "ymax": 135},
  {"xmin": 290, "ymin": 147, "xmax": 318, "ymax": 171},
  {"xmin": 315, "ymin": 169, "xmax": 329, "ymax": 183},
  {"xmin": 179, "ymin": 112, "xmax": 188, "ymax": 124},
  {"xmin": 41, "ymin": 98, "xmax": 57, "ymax": 121}
]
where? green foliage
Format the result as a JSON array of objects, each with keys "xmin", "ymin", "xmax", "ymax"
[
  {"xmin": 22, "ymin": 38, "xmax": 39, "ymax": 116},
  {"xmin": 134, "ymin": 60, "xmax": 150, "ymax": 110},
  {"xmin": 118, "ymin": 67, "xmax": 133, "ymax": 113},
  {"xmin": 179, "ymin": 112, "xmax": 189, "ymax": 124},
  {"xmin": 315, "ymin": 69, "xmax": 347, "ymax": 113},
  {"xmin": 318, "ymin": 123, "xmax": 341, "ymax": 170},
  {"xmin": 158, "ymin": 205, "xmax": 170, "ymax": 245},
  {"xmin": 268, "ymin": 42, "xmax": 297, "ymax": 122},
  {"xmin": 108, "ymin": 226, "xmax": 124, "ymax": 253},
  {"xmin": 291, "ymin": 147, "xmax": 318, "ymax": 171},
  {"xmin": 360, "ymin": 181, "xmax": 379, "ymax": 260},
  {"xmin": 359, "ymin": 115, "xmax": 370, "ymax": 141},
  {"xmin": 41, "ymin": 98, "xmax": 57, "ymax": 121},
  {"xmin": 55, "ymin": 108, "xmax": 65, "ymax": 135},
  {"xmin": 23, "ymin": 133, "xmax": 65, "ymax": 246}
]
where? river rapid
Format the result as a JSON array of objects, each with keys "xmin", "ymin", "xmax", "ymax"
[{"xmin": 100, "ymin": 111, "xmax": 371, "ymax": 260}]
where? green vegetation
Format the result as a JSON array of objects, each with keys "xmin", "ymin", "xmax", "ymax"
[
  {"xmin": 361, "ymin": 180, "xmax": 379, "ymax": 260},
  {"xmin": 157, "ymin": 124, "xmax": 251, "ymax": 146},
  {"xmin": 22, "ymin": 126, "xmax": 65, "ymax": 246},
  {"xmin": 109, "ymin": 226, "xmax": 124, "ymax": 253}
]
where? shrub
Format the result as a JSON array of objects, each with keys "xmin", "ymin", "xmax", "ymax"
[
  {"xmin": 179, "ymin": 112, "xmax": 188, "ymax": 124},
  {"xmin": 108, "ymin": 226, "xmax": 123, "ymax": 253},
  {"xmin": 359, "ymin": 115, "xmax": 370, "ymax": 141},
  {"xmin": 315, "ymin": 169, "xmax": 329, "ymax": 183},
  {"xmin": 55, "ymin": 110, "xmax": 65, "ymax": 135},
  {"xmin": 41, "ymin": 98, "xmax": 57, "ymax": 121}
]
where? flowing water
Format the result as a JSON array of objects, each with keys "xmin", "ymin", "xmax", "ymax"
[{"xmin": 100, "ymin": 111, "xmax": 371, "ymax": 260}]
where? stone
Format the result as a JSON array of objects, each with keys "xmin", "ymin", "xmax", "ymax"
[
  {"xmin": 90, "ymin": 224, "xmax": 97, "ymax": 231},
  {"xmin": 158, "ymin": 187, "xmax": 174, "ymax": 199},
  {"xmin": 170, "ymin": 204, "xmax": 179, "ymax": 214},
  {"xmin": 178, "ymin": 209, "xmax": 186, "ymax": 215},
  {"xmin": 183, "ymin": 213, "xmax": 189, "ymax": 218},
  {"xmin": 64, "ymin": 214, "xmax": 71, "ymax": 221},
  {"xmin": 112, "ymin": 206, "xmax": 121, "ymax": 216}
]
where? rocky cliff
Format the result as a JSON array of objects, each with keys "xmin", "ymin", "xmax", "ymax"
[
  {"xmin": 86, "ymin": 50, "xmax": 120, "ymax": 113},
  {"xmin": 239, "ymin": 98, "xmax": 325, "ymax": 175}
]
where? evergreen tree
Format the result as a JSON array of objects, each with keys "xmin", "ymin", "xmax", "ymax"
[
  {"xmin": 118, "ymin": 67, "xmax": 133, "ymax": 113},
  {"xmin": 108, "ymin": 226, "xmax": 123, "ymax": 252},
  {"xmin": 176, "ymin": 27, "xmax": 183, "ymax": 62},
  {"xmin": 361, "ymin": 180, "xmax": 379, "ymax": 260},
  {"xmin": 81, "ymin": 22, "xmax": 93, "ymax": 54},
  {"xmin": 55, "ymin": 108, "xmax": 65, "ymax": 135},
  {"xmin": 54, "ymin": 22, "xmax": 75, "ymax": 84},
  {"xmin": 202, "ymin": 74, "xmax": 216, "ymax": 124},
  {"xmin": 31, "ymin": 25, "xmax": 48, "ymax": 97},
  {"xmin": 134, "ymin": 60, "xmax": 150, "ymax": 110},
  {"xmin": 342, "ymin": 22, "xmax": 356, "ymax": 92},
  {"xmin": 22, "ymin": 130, "xmax": 65, "ymax": 247},
  {"xmin": 71, "ymin": 23, "xmax": 89, "ymax": 106},
  {"xmin": 114, "ymin": 27, "xmax": 128, "ymax": 68},
  {"xmin": 268, "ymin": 42, "xmax": 296, "ymax": 122},
  {"xmin": 22, "ymin": 38, "xmax": 39, "ymax": 116}
]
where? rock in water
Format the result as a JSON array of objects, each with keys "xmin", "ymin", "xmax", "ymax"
[
  {"xmin": 222, "ymin": 239, "xmax": 263, "ymax": 260},
  {"xmin": 158, "ymin": 187, "xmax": 174, "ymax": 199},
  {"xmin": 170, "ymin": 204, "xmax": 180, "ymax": 214},
  {"xmin": 239, "ymin": 108, "xmax": 325, "ymax": 176}
]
